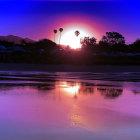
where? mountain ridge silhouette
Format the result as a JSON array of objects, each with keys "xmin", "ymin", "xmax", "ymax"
[{"xmin": 0, "ymin": 35, "xmax": 35, "ymax": 44}]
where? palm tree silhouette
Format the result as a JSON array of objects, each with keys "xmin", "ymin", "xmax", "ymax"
[
  {"xmin": 75, "ymin": 30, "xmax": 80, "ymax": 37},
  {"xmin": 59, "ymin": 28, "xmax": 63, "ymax": 45},
  {"xmin": 74, "ymin": 30, "xmax": 80, "ymax": 48},
  {"xmin": 53, "ymin": 29, "xmax": 57, "ymax": 43}
]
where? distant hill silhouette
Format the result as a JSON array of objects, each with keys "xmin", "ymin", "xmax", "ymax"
[{"xmin": 0, "ymin": 35, "xmax": 35, "ymax": 44}]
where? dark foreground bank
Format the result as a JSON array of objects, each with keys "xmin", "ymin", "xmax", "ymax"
[{"xmin": 0, "ymin": 63, "xmax": 140, "ymax": 72}]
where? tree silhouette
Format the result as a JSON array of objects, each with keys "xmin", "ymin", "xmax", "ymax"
[
  {"xmin": 132, "ymin": 39, "xmax": 140, "ymax": 47},
  {"xmin": 80, "ymin": 37, "xmax": 97, "ymax": 50},
  {"xmin": 99, "ymin": 32, "xmax": 125, "ymax": 47},
  {"xmin": 59, "ymin": 28, "xmax": 63, "ymax": 45},
  {"xmin": 53, "ymin": 29, "xmax": 57, "ymax": 43},
  {"xmin": 1, "ymin": 31, "xmax": 140, "ymax": 65},
  {"xmin": 75, "ymin": 30, "xmax": 80, "ymax": 37}
]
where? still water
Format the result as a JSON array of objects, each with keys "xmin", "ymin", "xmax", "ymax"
[{"xmin": 0, "ymin": 71, "xmax": 140, "ymax": 140}]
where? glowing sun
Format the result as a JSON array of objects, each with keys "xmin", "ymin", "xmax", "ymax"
[{"xmin": 60, "ymin": 28, "xmax": 90, "ymax": 49}]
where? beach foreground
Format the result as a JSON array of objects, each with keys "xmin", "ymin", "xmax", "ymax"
[
  {"xmin": 0, "ymin": 71, "xmax": 140, "ymax": 140},
  {"xmin": 0, "ymin": 63, "xmax": 140, "ymax": 72}
]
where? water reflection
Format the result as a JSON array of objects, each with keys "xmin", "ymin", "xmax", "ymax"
[
  {"xmin": 0, "ymin": 79, "xmax": 124, "ymax": 100},
  {"xmin": 57, "ymin": 81, "xmax": 92, "ymax": 99},
  {"xmin": 57, "ymin": 81, "xmax": 123, "ymax": 100},
  {"xmin": 1, "ymin": 72, "xmax": 140, "ymax": 140},
  {"xmin": 97, "ymin": 88, "xmax": 123, "ymax": 99},
  {"xmin": 61, "ymin": 82, "xmax": 80, "ymax": 96},
  {"xmin": 132, "ymin": 90, "xmax": 140, "ymax": 95},
  {"xmin": 0, "ymin": 83, "xmax": 55, "ymax": 92},
  {"xmin": 70, "ymin": 104, "xmax": 85, "ymax": 128},
  {"xmin": 0, "ymin": 71, "xmax": 125, "ymax": 100}
]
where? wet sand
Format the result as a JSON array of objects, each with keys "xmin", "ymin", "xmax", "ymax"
[
  {"xmin": 0, "ymin": 63, "xmax": 140, "ymax": 72},
  {"xmin": 0, "ymin": 71, "xmax": 140, "ymax": 140}
]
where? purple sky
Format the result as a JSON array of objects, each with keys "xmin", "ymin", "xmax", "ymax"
[{"xmin": 0, "ymin": 0, "xmax": 140, "ymax": 44}]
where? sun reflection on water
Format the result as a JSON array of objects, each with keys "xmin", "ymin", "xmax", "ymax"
[
  {"xmin": 61, "ymin": 82, "xmax": 80, "ymax": 97},
  {"xmin": 70, "ymin": 104, "xmax": 86, "ymax": 128}
]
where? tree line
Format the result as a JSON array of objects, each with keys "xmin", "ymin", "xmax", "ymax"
[{"xmin": 0, "ymin": 31, "xmax": 140, "ymax": 65}]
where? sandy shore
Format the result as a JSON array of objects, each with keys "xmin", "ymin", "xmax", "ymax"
[{"xmin": 0, "ymin": 63, "xmax": 140, "ymax": 73}]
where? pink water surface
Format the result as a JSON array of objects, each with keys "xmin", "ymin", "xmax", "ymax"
[{"xmin": 0, "ymin": 80, "xmax": 140, "ymax": 140}]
